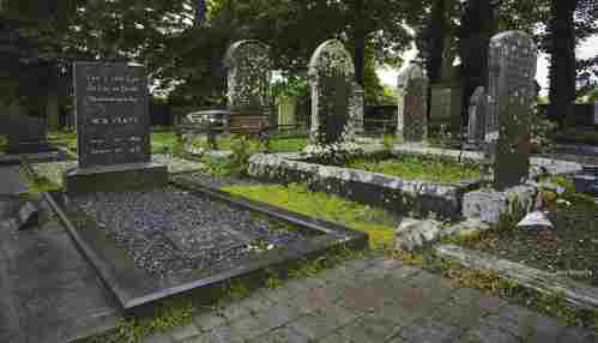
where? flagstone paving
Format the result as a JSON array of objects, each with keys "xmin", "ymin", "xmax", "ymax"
[{"xmin": 144, "ymin": 257, "xmax": 598, "ymax": 343}]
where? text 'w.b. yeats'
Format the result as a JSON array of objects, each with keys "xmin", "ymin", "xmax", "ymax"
[{"xmin": 74, "ymin": 62, "xmax": 150, "ymax": 168}]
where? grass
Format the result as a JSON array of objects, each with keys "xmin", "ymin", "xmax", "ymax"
[
  {"xmin": 150, "ymin": 131, "xmax": 177, "ymax": 154},
  {"xmin": 346, "ymin": 155, "xmax": 481, "ymax": 183},
  {"xmin": 267, "ymin": 136, "xmax": 308, "ymax": 153},
  {"xmin": 221, "ymin": 183, "xmax": 397, "ymax": 250}
]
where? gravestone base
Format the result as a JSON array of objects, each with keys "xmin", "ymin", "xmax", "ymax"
[{"xmin": 65, "ymin": 162, "xmax": 167, "ymax": 195}]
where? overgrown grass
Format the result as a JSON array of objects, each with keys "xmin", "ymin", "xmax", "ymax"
[
  {"xmin": 150, "ymin": 131, "xmax": 177, "ymax": 154},
  {"xmin": 267, "ymin": 136, "xmax": 308, "ymax": 152},
  {"xmin": 221, "ymin": 183, "xmax": 397, "ymax": 250},
  {"xmin": 346, "ymin": 155, "xmax": 481, "ymax": 184},
  {"xmin": 47, "ymin": 129, "xmax": 77, "ymax": 153}
]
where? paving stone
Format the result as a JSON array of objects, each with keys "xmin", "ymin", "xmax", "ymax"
[
  {"xmin": 143, "ymin": 332, "xmax": 175, "ymax": 343},
  {"xmin": 332, "ymin": 312, "xmax": 404, "ymax": 343},
  {"xmin": 247, "ymin": 325, "xmax": 312, "ymax": 343},
  {"xmin": 430, "ymin": 299, "xmax": 486, "ymax": 329},
  {"xmin": 218, "ymin": 300, "xmax": 253, "ymax": 321},
  {"xmin": 193, "ymin": 311, "xmax": 227, "ymax": 333},
  {"xmin": 289, "ymin": 304, "xmax": 361, "ymax": 340},
  {"xmin": 291, "ymin": 286, "xmax": 338, "ymax": 313},
  {"xmin": 558, "ymin": 327, "xmax": 598, "ymax": 343},
  {"xmin": 338, "ymin": 285, "xmax": 387, "ymax": 313},
  {"xmin": 492, "ymin": 304, "xmax": 540, "ymax": 339},
  {"xmin": 225, "ymin": 314, "xmax": 264, "ymax": 341},
  {"xmin": 448, "ymin": 287, "xmax": 483, "ymax": 307},
  {"xmin": 396, "ymin": 318, "xmax": 463, "ymax": 343},
  {"xmin": 526, "ymin": 315, "xmax": 565, "ymax": 343},
  {"xmin": 250, "ymin": 303, "xmax": 300, "ymax": 333},
  {"xmin": 461, "ymin": 324, "xmax": 518, "ymax": 343},
  {"xmin": 170, "ymin": 323, "xmax": 201, "ymax": 341},
  {"xmin": 202, "ymin": 324, "xmax": 244, "ymax": 343},
  {"xmin": 259, "ymin": 286, "xmax": 295, "ymax": 304},
  {"xmin": 233, "ymin": 294, "xmax": 275, "ymax": 316}
]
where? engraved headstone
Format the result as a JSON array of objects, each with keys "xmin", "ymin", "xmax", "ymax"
[
  {"xmin": 396, "ymin": 63, "xmax": 428, "ymax": 142},
  {"xmin": 429, "ymin": 83, "xmax": 462, "ymax": 136},
  {"xmin": 466, "ymin": 86, "xmax": 487, "ymax": 147},
  {"xmin": 308, "ymin": 39, "xmax": 356, "ymax": 145},
  {"xmin": 484, "ymin": 31, "xmax": 537, "ymax": 189},
  {"xmin": 224, "ymin": 40, "xmax": 273, "ymax": 115},
  {"xmin": 73, "ymin": 62, "xmax": 150, "ymax": 168},
  {"xmin": 67, "ymin": 61, "xmax": 166, "ymax": 194},
  {"xmin": 0, "ymin": 114, "xmax": 50, "ymax": 154}
]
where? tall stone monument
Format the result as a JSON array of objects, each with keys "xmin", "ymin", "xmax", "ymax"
[
  {"xmin": 484, "ymin": 31, "xmax": 537, "ymax": 189},
  {"xmin": 224, "ymin": 40, "xmax": 273, "ymax": 116},
  {"xmin": 66, "ymin": 61, "xmax": 167, "ymax": 194},
  {"xmin": 307, "ymin": 39, "xmax": 358, "ymax": 145},
  {"xmin": 466, "ymin": 86, "xmax": 487, "ymax": 148},
  {"xmin": 396, "ymin": 63, "xmax": 428, "ymax": 142}
]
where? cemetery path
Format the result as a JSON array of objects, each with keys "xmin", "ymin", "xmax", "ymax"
[
  {"xmin": 146, "ymin": 257, "xmax": 598, "ymax": 343},
  {"xmin": 0, "ymin": 167, "xmax": 119, "ymax": 343}
]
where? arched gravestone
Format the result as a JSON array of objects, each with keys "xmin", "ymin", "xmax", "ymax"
[
  {"xmin": 308, "ymin": 40, "xmax": 356, "ymax": 145},
  {"xmin": 396, "ymin": 63, "xmax": 428, "ymax": 142},
  {"xmin": 224, "ymin": 40, "xmax": 273, "ymax": 115},
  {"xmin": 484, "ymin": 31, "xmax": 537, "ymax": 189},
  {"xmin": 466, "ymin": 86, "xmax": 487, "ymax": 147}
]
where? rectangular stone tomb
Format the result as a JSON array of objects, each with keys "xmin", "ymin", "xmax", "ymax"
[{"xmin": 47, "ymin": 183, "xmax": 367, "ymax": 312}]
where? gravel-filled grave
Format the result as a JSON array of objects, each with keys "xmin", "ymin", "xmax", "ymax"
[
  {"xmin": 69, "ymin": 186, "xmax": 320, "ymax": 279},
  {"xmin": 466, "ymin": 200, "xmax": 598, "ymax": 286}
]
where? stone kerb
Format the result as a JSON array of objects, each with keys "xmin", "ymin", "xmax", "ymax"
[
  {"xmin": 224, "ymin": 40, "xmax": 273, "ymax": 114},
  {"xmin": 248, "ymin": 153, "xmax": 466, "ymax": 219},
  {"xmin": 308, "ymin": 39, "xmax": 356, "ymax": 146}
]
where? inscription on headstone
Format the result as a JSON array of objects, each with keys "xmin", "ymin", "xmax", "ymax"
[
  {"xmin": 73, "ymin": 62, "xmax": 150, "ymax": 168},
  {"xmin": 485, "ymin": 31, "xmax": 537, "ymax": 189},
  {"xmin": 396, "ymin": 63, "xmax": 428, "ymax": 142},
  {"xmin": 308, "ymin": 39, "xmax": 356, "ymax": 146}
]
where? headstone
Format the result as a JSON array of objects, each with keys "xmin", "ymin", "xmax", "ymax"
[
  {"xmin": 396, "ymin": 63, "xmax": 428, "ymax": 142},
  {"xmin": 224, "ymin": 40, "xmax": 273, "ymax": 115},
  {"xmin": 66, "ymin": 61, "xmax": 167, "ymax": 194},
  {"xmin": 484, "ymin": 31, "xmax": 537, "ymax": 190},
  {"xmin": 350, "ymin": 84, "xmax": 365, "ymax": 134},
  {"xmin": 466, "ymin": 86, "xmax": 487, "ymax": 147},
  {"xmin": 308, "ymin": 39, "xmax": 356, "ymax": 145},
  {"xmin": 594, "ymin": 101, "xmax": 598, "ymax": 125},
  {"xmin": 0, "ymin": 114, "xmax": 50, "ymax": 154},
  {"xmin": 429, "ymin": 83, "xmax": 462, "ymax": 135}
]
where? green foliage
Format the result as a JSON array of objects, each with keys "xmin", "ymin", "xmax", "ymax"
[
  {"xmin": 222, "ymin": 183, "xmax": 397, "ymax": 250},
  {"xmin": 201, "ymin": 154, "xmax": 232, "ymax": 177},
  {"xmin": 150, "ymin": 131, "xmax": 177, "ymax": 154},
  {"xmin": 266, "ymin": 273, "xmax": 282, "ymax": 289},
  {"xmin": 271, "ymin": 76, "xmax": 308, "ymax": 99},
  {"xmin": 171, "ymin": 133, "xmax": 185, "ymax": 157},
  {"xmin": 267, "ymin": 137, "xmax": 308, "ymax": 153},
  {"xmin": 495, "ymin": 196, "xmax": 528, "ymax": 234},
  {"xmin": 229, "ymin": 135, "xmax": 263, "ymax": 176},
  {"xmin": 535, "ymin": 291, "xmax": 579, "ymax": 326},
  {"xmin": 347, "ymin": 155, "xmax": 480, "ymax": 184}
]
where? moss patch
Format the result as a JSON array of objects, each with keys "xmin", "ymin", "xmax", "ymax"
[
  {"xmin": 346, "ymin": 155, "xmax": 480, "ymax": 184},
  {"xmin": 221, "ymin": 183, "xmax": 397, "ymax": 250}
]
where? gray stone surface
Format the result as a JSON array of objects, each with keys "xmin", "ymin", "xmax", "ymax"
[
  {"xmin": 462, "ymin": 184, "xmax": 537, "ymax": 224},
  {"xmin": 146, "ymin": 254, "xmax": 598, "ymax": 343},
  {"xmin": 308, "ymin": 39, "xmax": 357, "ymax": 146},
  {"xmin": 395, "ymin": 218, "xmax": 443, "ymax": 252},
  {"xmin": 485, "ymin": 31, "xmax": 537, "ymax": 189},
  {"xmin": 0, "ymin": 191, "xmax": 118, "ymax": 343},
  {"xmin": 224, "ymin": 40, "xmax": 273, "ymax": 114},
  {"xmin": 466, "ymin": 86, "xmax": 487, "ymax": 148},
  {"xmin": 396, "ymin": 63, "xmax": 429, "ymax": 142}
]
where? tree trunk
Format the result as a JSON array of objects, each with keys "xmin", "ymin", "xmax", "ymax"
[
  {"xmin": 548, "ymin": 0, "xmax": 577, "ymax": 127},
  {"xmin": 424, "ymin": 0, "xmax": 446, "ymax": 85},
  {"xmin": 459, "ymin": 0, "xmax": 497, "ymax": 128}
]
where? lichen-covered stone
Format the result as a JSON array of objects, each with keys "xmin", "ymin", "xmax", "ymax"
[
  {"xmin": 395, "ymin": 218, "xmax": 442, "ymax": 252},
  {"xmin": 462, "ymin": 184, "xmax": 537, "ymax": 224}
]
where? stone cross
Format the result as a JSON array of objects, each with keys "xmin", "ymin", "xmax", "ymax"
[
  {"xmin": 224, "ymin": 40, "xmax": 273, "ymax": 115},
  {"xmin": 484, "ymin": 31, "xmax": 537, "ymax": 189},
  {"xmin": 308, "ymin": 39, "xmax": 356, "ymax": 145},
  {"xmin": 396, "ymin": 63, "xmax": 428, "ymax": 142},
  {"xmin": 466, "ymin": 86, "xmax": 487, "ymax": 147}
]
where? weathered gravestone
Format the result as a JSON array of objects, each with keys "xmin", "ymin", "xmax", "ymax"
[
  {"xmin": 396, "ymin": 63, "xmax": 428, "ymax": 142},
  {"xmin": 224, "ymin": 40, "xmax": 273, "ymax": 115},
  {"xmin": 429, "ymin": 83, "xmax": 462, "ymax": 136},
  {"xmin": 484, "ymin": 31, "xmax": 537, "ymax": 189},
  {"xmin": 308, "ymin": 39, "xmax": 359, "ymax": 145},
  {"xmin": 0, "ymin": 113, "xmax": 50, "ymax": 154},
  {"xmin": 65, "ymin": 61, "xmax": 167, "ymax": 194},
  {"xmin": 466, "ymin": 86, "xmax": 487, "ymax": 148}
]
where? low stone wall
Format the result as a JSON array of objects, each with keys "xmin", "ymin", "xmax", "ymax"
[{"xmin": 248, "ymin": 153, "xmax": 479, "ymax": 219}]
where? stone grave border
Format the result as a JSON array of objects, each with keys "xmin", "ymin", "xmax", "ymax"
[
  {"xmin": 27, "ymin": 162, "xmax": 367, "ymax": 313},
  {"xmin": 248, "ymin": 145, "xmax": 583, "ymax": 221}
]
